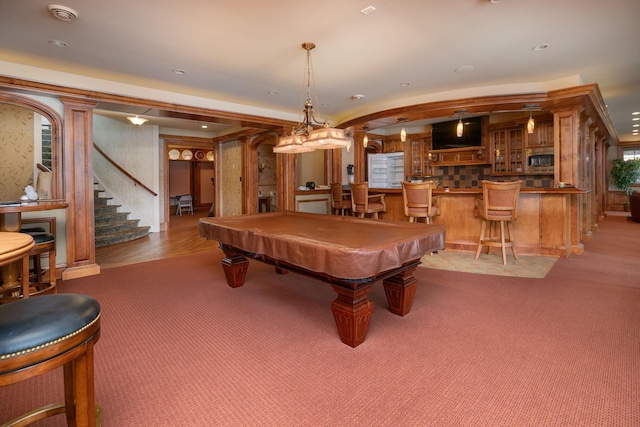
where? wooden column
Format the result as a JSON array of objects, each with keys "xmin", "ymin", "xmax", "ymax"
[
  {"xmin": 60, "ymin": 97, "xmax": 100, "ymax": 279},
  {"xmin": 241, "ymin": 136, "xmax": 255, "ymax": 214}
]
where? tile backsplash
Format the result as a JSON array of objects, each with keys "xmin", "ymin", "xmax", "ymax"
[{"xmin": 428, "ymin": 165, "xmax": 553, "ymax": 188}]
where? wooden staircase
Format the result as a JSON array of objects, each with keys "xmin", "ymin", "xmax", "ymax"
[{"xmin": 94, "ymin": 189, "xmax": 150, "ymax": 247}]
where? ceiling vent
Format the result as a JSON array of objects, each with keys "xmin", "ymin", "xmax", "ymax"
[{"xmin": 48, "ymin": 4, "xmax": 79, "ymax": 21}]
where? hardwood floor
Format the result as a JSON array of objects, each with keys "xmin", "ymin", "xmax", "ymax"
[{"xmin": 95, "ymin": 209, "xmax": 217, "ymax": 269}]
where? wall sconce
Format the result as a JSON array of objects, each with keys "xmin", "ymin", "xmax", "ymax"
[
  {"xmin": 258, "ymin": 162, "xmax": 266, "ymax": 173},
  {"xmin": 400, "ymin": 128, "xmax": 407, "ymax": 142},
  {"xmin": 477, "ymin": 148, "xmax": 484, "ymax": 159}
]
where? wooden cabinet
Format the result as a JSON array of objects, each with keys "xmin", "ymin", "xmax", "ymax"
[
  {"xmin": 525, "ymin": 120, "xmax": 554, "ymax": 147},
  {"xmin": 383, "ymin": 138, "xmax": 405, "ymax": 153},
  {"xmin": 490, "ymin": 125, "xmax": 524, "ymax": 174},
  {"xmin": 433, "ymin": 147, "xmax": 487, "ymax": 166}
]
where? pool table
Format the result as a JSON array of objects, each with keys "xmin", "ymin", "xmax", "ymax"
[{"xmin": 199, "ymin": 211, "xmax": 445, "ymax": 347}]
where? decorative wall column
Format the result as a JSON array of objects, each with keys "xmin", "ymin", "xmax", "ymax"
[
  {"xmin": 60, "ymin": 97, "xmax": 100, "ymax": 279},
  {"xmin": 241, "ymin": 136, "xmax": 255, "ymax": 214}
]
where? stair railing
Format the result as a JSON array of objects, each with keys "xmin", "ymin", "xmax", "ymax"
[{"xmin": 93, "ymin": 142, "xmax": 158, "ymax": 197}]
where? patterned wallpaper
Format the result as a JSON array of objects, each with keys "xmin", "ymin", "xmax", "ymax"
[
  {"xmin": 0, "ymin": 104, "xmax": 34, "ymax": 200},
  {"xmin": 257, "ymin": 143, "xmax": 276, "ymax": 196},
  {"xmin": 220, "ymin": 140, "xmax": 242, "ymax": 216}
]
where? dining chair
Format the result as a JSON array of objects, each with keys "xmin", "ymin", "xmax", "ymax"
[
  {"xmin": 350, "ymin": 182, "xmax": 386, "ymax": 219},
  {"xmin": 474, "ymin": 180, "xmax": 522, "ymax": 265},
  {"xmin": 401, "ymin": 181, "xmax": 439, "ymax": 224}
]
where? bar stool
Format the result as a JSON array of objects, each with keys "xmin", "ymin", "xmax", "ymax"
[
  {"xmin": 330, "ymin": 183, "xmax": 351, "ymax": 216},
  {"xmin": 0, "ymin": 293, "xmax": 103, "ymax": 426},
  {"xmin": 19, "ymin": 217, "xmax": 57, "ymax": 298},
  {"xmin": 350, "ymin": 182, "xmax": 386, "ymax": 219},
  {"xmin": 474, "ymin": 180, "xmax": 521, "ymax": 265},
  {"xmin": 401, "ymin": 181, "xmax": 439, "ymax": 224}
]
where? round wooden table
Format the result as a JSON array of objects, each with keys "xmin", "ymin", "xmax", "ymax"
[{"xmin": 0, "ymin": 232, "xmax": 35, "ymax": 295}]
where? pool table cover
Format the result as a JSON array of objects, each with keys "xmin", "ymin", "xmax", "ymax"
[{"xmin": 198, "ymin": 211, "xmax": 445, "ymax": 280}]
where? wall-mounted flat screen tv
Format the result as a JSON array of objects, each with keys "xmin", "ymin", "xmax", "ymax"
[{"xmin": 431, "ymin": 117, "xmax": 482, "ymax": 150}]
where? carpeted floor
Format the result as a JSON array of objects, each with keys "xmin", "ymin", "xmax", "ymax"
[
  {"xmin": 1, "ymin": 215, "xmax": 638, "ymax": 426},
  {"xmin": 420, "ymin": 250, "xmax": 558, "ymax": 278}
]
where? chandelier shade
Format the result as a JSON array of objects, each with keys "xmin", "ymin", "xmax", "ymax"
[
  {"xmin": 456, "ymin": 118, "xmax": 464, "ymax": 137},
  {"xmin": 127, "ymin": 115, "xmax": 148, "ymax": 126},
  {"xmin": 527, "ymin": 110, "xmax": 535, "ymax": 134},
  {"xmin": 273, "ymin": 42, "xmax": 351, "ymax": 154}
]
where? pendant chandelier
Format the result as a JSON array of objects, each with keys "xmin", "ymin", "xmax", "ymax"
[
  {"xmin": 527, "ymin": 109, "xmax": 535, "ymax": 134},
  {"xmin": 273, "ymin": 42, "xmax": 351, "ymax": 154},
  {"xmin": 524, "ymin": 104, "xmax": 539, "ymax": 134}
]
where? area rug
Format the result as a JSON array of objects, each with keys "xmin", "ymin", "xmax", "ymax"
[{"xmin": 419, "ymin": 250, "xmax": 558, "ymax": 278}]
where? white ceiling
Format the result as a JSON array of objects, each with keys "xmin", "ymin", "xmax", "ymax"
[{"xmin": 1, "ymin": 0, "xmax": 639, "ymax": 140}]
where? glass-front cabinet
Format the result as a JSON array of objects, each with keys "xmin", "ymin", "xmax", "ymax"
[
  {"xmin": 409, "ymin": 136, "xmax": 432, "ymax": 177},
  {"xmin": 490, "ymin": 125, "xmax": 524, "ymax": 175}
]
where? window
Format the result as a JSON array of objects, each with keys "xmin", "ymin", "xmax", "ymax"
[
  {"xmin": 622, "ymin": 148, "xmax": 640, "ymax": 184},
  {"xmin": 623, "ymin": 148, "xmax": 640, "ymax": 161}
]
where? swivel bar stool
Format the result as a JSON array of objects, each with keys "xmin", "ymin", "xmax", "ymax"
[{"xmin": 0, "ymin": 293, "xmax": 103, "ymax": 426}]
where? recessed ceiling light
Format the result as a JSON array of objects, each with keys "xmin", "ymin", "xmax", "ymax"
[
  {"xmin": 201, "ymin": 125, "xmax": 208, "ymax": 129},
  {"xmin": 400, "ymin": 82, "xmax": 411, "ymax": 87},
  {"xmin": 633, "ymin": 117, "xmax": 640, "ymax": 121},
  {"xmin": 632, "ymin": 111, "xmax": 640, "ymax": 115},
  {"xmin": 267, "ymin": 91, "xmax": 278, "ymax": 95},
  {"xmin": 532, "ymin": 44, "xmax": 549, "ymax": 51},
  {"xmin": 48, "ymin": 39, "xmax": 68, "ymax": 48},
  {"xmin": 351, "ymin": 94, "xmax": 365, "ymax": 100},
  {"xmin": 172, "ymin": 69, "xmax": 186, "ymax": 75},
  {"xmin": 454, "ymin": 65, "xmax": 475, "ymax": 73}
]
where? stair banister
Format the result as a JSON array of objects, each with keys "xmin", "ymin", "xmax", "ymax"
[{"xmin": 93, "ymin": 142, "xmax": 158, "ymax": 197}]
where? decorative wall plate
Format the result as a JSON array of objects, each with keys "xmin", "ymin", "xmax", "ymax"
[
  {"xmin": 206, "ymin": 151, "xmax": 214, "ymax": 161},
  {"xmin": 195, "ymin": 150, "xmax": 205, "ymax": 160},
  {"xmin": 181, "ymin": 149, "xmax": 193, "ymax": 160},
  {"xmin": 168, "ymin": 149, "xmax": 180, "ymax": 160}
]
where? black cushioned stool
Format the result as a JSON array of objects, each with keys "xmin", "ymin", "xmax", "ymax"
[
  {"xmin": 0, "ymin": 294, "xmax": 102, "ymax": 427},
  {"xmin": 21, "ymin": 230, "xmax": 57, "ymax": 295}
]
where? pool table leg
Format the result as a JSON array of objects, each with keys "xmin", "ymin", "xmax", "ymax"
[
  {"xmin": 382, "ymin": 266, "xmax": 418, "ymax": 316},
  {"xmin": 221, "ymin": 254, "xmax": 249, "ymax": 288},
  {"xmin": 330, "ymin": 284, "xmax": 373, "ymax": 348}
]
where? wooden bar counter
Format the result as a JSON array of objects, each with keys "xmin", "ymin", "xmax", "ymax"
[{"xmin": 372, "ymin": 187, "xmax": 588, "ymax": 258}]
